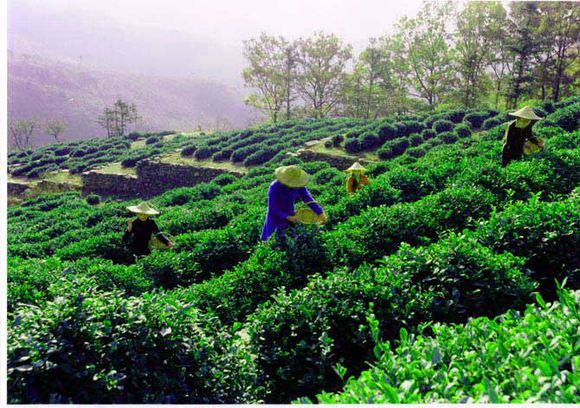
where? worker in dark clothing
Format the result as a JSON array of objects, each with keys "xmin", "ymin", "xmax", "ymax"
[
  {"xmin": 122, "ymin": 202, "xmax": 173, "ymax": 256},
  {"xmin": 501, "ymin": 106, "xmax": 543, "ymax": 167}
]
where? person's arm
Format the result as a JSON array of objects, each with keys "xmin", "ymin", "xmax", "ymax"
[
  {"xmin": 298, "ymin": 187, "xmax": 323, "ymax": 215},
  {"xmin": 360, "ymin": 175, "xmax": 371, "ymax": 186},
  {"xmin": 150, "ymin": 219, "xmax": 171, "ymax": 246},
  {"xmin": 122, "ymin": 219, "xmax": 133, "ymax": 242}
]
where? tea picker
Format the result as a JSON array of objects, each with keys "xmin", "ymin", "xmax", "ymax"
[
  {"xmin": 123, "ymin": 202, "xmax": 174, "ymax": 256},
  {"xmin": 345, "ymin": 161, "xmax": 370, "ymax": 194},
  {"xmin": 501, "ymin": 106, "xmax": 544, "ymax": 167},
  {"xmin": 261, "ymin": 165, "xmax": 327, "ymax": 241}
]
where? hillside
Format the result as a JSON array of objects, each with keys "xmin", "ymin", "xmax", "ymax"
[
  {"xmin": 7, "ymin": 51, "xmax": 259, "ymax": 149},
  {"xmin": 6, "ymin": 99, "xmax": 580, "ymax": 403}
]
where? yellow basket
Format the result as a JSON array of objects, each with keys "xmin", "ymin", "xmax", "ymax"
[
  {"xmin": 295, "ymin": 208, "xmax": 324, "ymax": 225},
  {"xmin": 149, "ymin": 233, "xmax": 174, "ymax": 251},
  {"xmin": 523, "ymin": 137, "xmax": 545, "ymax": 155}
]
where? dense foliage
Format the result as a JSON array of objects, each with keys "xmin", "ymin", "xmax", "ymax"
[
  {"xmin": 8, "ymin": 131, "xmax": 191, "ymax": 178},
  {"xmin": 7, "ymin": 100, "xmax": 580, "ymax": 403}
]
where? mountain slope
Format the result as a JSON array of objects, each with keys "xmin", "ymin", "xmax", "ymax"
[{"xmin": 8, "ymin": 51, "xmax": 259, "ymax": 148}]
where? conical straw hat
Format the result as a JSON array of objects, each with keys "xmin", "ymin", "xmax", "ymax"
[
  {"xmin": 508, "ymin": 106, "xmax": 543, "ymax": 120},
  {"xmin": 346, "ymin": 162, "xmax": 368, "ymax": 173},
  {"xmin": 275, "ymin": 165, "xmax": 310, "ymax": 188},
  {"xmin": 126, "ymin": 201, "xmax": 160, "ymax": 215}
]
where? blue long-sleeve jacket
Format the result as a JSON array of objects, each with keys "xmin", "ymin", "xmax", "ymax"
[{"xmin": 261, "ymin": 180, "xmax": 324, "ymax": 241}]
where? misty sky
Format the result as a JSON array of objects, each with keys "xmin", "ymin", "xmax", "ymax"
[{"xmin": 9, "ymin": 0, "xmax": 427, "ymax": 85}]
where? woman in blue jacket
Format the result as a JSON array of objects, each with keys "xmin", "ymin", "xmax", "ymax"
[{"xmin": 261, "ymin": 165, "xmax": 327, "ymax": 241}]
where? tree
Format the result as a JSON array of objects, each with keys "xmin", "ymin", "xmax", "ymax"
[
  {"xmin": 377, "ymin": 34, "xmax": 414, "ymax": 116},
  {"xmin": 45, "ymin": 119, "xmax": 66, "ymax": 142},
  {"xmin": 342, "ymin": 65, "xmax": 366, "ymax": 117},
  {"xmin": 536, "ymin": 2, "xmax": 580, "ymax": 101},
  {"xmin": 454, "ymin": 2, "xmax": 505, "ymax": 107},
  {"xmin": 505, "ymin": 2, "xmax": 542, "ymax": 108},
  {"xmin": 486, "ymin": 5, "xmax": 513, "ymax": 109},
  {"xmin": 243, "ymin": 34, "xmax": 297, "ymax": 123},
  {"xmin": 358, "ymin": 38, "xmax": 386, "ymax": 118},
  {"xmin": 9, "ymin": 119, "xmax": 37, "ymax": 150},
  {"xmin": 97, "ymin": 99, "xmax": 140, "ymax": 137},
  {"xmin": 295, "ymin": 31, "xmax": 352, "ymax": 118},
  {"xmin": 396, "ymin": 1, "xmax": 456, "ymax": 108}
]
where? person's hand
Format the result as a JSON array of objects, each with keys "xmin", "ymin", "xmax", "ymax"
[
  {"xmin": 167, "ymin": 240, "xmax": 174, "ymax": 248},
  {"xmin": 287, "ymin": 215, "xmax": 299, "ymax": 223},
  {"xmin": 318, "ymin": 211, "xmax": 328, "ymax": 225},
  {"xmin": 127, "ymin": 219, "xmax": 133, "ymax": 231}
]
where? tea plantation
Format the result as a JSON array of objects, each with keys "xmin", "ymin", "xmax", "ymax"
[{"xmin": 7, "ymin": 98, "xmax": 580, "ymax": 403}]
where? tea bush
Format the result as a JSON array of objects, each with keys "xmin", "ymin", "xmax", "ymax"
[
  {"xmin": 8, "ymin": 276, "xmax": 258, "ymax": 404},
  {"xmin": 312, "ymin": 289, "xmax": 580, "ymax": 403}
]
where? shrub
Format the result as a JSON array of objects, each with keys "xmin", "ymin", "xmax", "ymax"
[
  {"xmin": 324, "ymin": 140, "xmax": 333, "ymax": 148},
  {"xmin": 211, "ymin": 149, "xmax": 232, "ymax": 162},
  {"xmin": 313, "ymin": 289, "xmax": 579, "ymax": 404},
  {"xmin": 71, "ymin": 149, "xmax": 87, "ymax": 158},
  {"xmin": 332, "ymin": 135, "xmax": 344, "ymax": 146},
  {"xmin": 231, "ymin": 145, "xmax": 259, "ymax": 163},
  {"xmin": 8, "ymin": 257, "xmax": 63, "ymax": 311},
  {"xmin": 439, "ymin": 131, "xmax": 458, "ymax": 144},
  {"xmin": 409, "ymin": 133, "xmax": 423, "ymax": 147},
  {"xmin": 243, "ymin": 148, "xmax": 278, "ymax": 166},
  {"xmin": 145, "ymin": 136, "xmax": 159, "ymax": 145},
  {"xmin": 246, "ymin": 268, "xmax": 426, "ymax": 403},
  {"xmin": 327, "ymin": 186, "xmax": 496, "ymax": 268},
  {"xmin": 8, "ymin": 276, "xmax": 256, "ymax": 403},
  {"xmin": 378, "ymin": 123, "xmax": 398, "ymax": 142},
  {"xmin": 174, "ymin": 228, "xmax": 250, "ymax": 277},
  {"xmin": 443, "ymin": 109, "xmax": 468, "ymax": 123},
  {"xmin": 181, "ymin": 145, "xmax": 197, "ymax": 157},
  {"xmin": 86, "ymin": 194, "xmax": 100, "ymax": 205},
  {"xmin": 360, "ymin": 132, "xmax": 380, "ymax": 150},
  {"xmin": 54, "ymin": 146, "xmax": 72, "ymax": 156},
  {"xmin": 377, "ymin": 147, "xmax": 394, "ymax": 160},
  {"xmin": 475, "ymin": 197, "xmax": 580, "ymax": 296},
  {"xmin": 406, "ymin": 146, "xmax": 426, "ymax": 158},
  {"xmin": 313, "ymin": 168, "xmax": 343, "ymax": 186},
  {"xmin": 55, "ymin": 233, "xmax": 133, "ymax": 264},
  {"xmin": 454, "ymin": 123, "xmax": 472, "ymax": 138},
  {"xmin": 420, "ymin": 128, "xmax": 436, "ymax": 140},
  {"xmin": 390, "ymin": 138, "xmax": 410, "ymax": 156},
  {"xmin": 213, "ymin": 173, "xmax": 238, "ymax": 186},
  {"xmin": 395, "ymin": 235, "xmax": 536, "ymax": 322},
  {"xmin": 541, "ymin": 103, "xmax": 580, "ymax": 132},
  {"xmin": 432, "ymin": 119, "xmax": 454, "ymax": 133},
  {"xmin": 482, "ymin": 116, "xmax": 504, "ymax": 130},
  {"xmin": 463, "ymin": 111, "xmax": 488, "ymax": 129},
  {"xmin": 344, "ymin": 138, "xmax": 362, "ymax": 153},
  {"xmin": 126, "ymin": 131, "xmax": 141, "ymax": 140},
  {"xmin": 193, "ymin": 146, "xmax": 215, "ymax": 160},
  {"xmin": 137, "ymin": 251, "xmax": 202, "ymax": 289},
  {"xmin": 401, "ymin": 120, "xmax": 424, "ymax": 135}
]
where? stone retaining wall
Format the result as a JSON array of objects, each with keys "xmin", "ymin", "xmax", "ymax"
[
  {"xmin": 8, "ymin": 182, "xmax": 30, "ymax": 198},
  {"xmin": 81, "ymin": 172, "xmax": 141, "ymax": 198},
  {"xmin": 82, "ymin": 160, "xmax": 244, "ymax": 198},
  {"xmin": 136, "ymin": 160, "xmax": 243, "ymax": 197}
]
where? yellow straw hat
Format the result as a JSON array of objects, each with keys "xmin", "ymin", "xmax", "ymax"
[
  {"xmin": 508, "ymin": 106, "xmax": 543, "ymax": 121},
  {"xmin": 345, "ymin": 162, "xmax": 368, "ymax": 173},
  {"xmin": 126, "ymin": 202, "xmax": 160, "ymax": 215},
  {"xmin": 275, "ymin": 165, "xmax": 310, "ymax": 188}
]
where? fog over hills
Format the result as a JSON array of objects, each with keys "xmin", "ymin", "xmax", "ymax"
[
  {"xmin": 8, "ymin": 51, "xmax": 259, "ymax": 148},
  {"xmin": 7, "ymin": 0, "xmax": 422, "ymax": 148}
]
